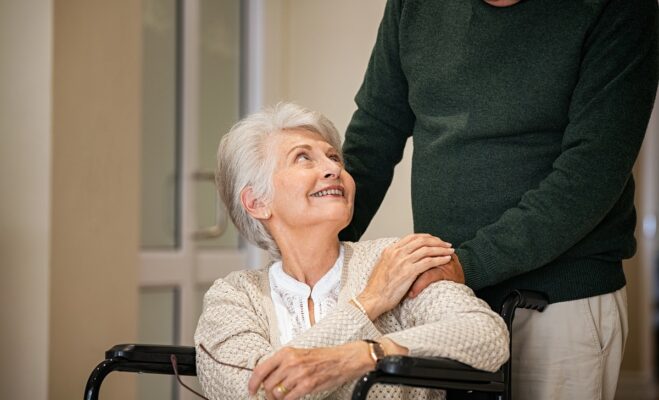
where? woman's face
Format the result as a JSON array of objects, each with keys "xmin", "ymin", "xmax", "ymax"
[{"xmin": 267, "ymin": 129, "xmax": 355, "ymax": 234}]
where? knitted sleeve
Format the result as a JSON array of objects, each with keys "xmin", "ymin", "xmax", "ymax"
[
  {"xmin": 194, "ymin": 275, "xmax": 270, "ymax": 400},
  {"xmin": 340, "ymin": 0, "xmax": 415, "ymax": 241},
  {"xmin": 457, "ymin": 0, "xmax": 658, "ymax": 289},
  {"xmin": 386, "ymin": 281, "xmax": 509, "ymax": 372}
]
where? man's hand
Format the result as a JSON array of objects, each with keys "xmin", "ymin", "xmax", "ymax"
[{"xmin": 408, "ymin": 253, "xmax": 465, "ymax": 298}]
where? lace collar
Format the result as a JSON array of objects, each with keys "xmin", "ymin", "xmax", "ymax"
[{"xmin": 269, "ymin": 245, "xmax": 344, "ymax": 344}]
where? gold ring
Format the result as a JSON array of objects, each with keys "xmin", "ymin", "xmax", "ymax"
[{"xmin": 275, "ymin": 383, "xmax": 289, "ymax": 395}]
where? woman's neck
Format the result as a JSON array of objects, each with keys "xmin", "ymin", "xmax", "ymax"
[{"xmin": 273, "ymin": 228, "xmax": 341, "ymax": 288}]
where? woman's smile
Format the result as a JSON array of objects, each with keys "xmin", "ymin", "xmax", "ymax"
[{"xmin": 310, "ymin": 186, "xmax": 345, "ymax": 198}]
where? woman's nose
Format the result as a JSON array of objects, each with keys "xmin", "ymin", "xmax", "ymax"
[{"xmin": 322, "ymin": 159, "xmax": 341, "ymax": 179}]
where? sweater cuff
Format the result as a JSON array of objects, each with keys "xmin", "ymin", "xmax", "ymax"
[
  {"xmin": 342, "ymin": 301, "xmax": 383, "ymax": 340},
  {"xmin": 384, "ymin": 332, "xmax": 426, "ymax": 357},
  {"xmin": 456, "ymin": 247, "xmax": 496, "ymax": 291}
]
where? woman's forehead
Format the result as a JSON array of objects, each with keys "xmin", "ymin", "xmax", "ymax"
[{"xmin": 272, "ymin": 128, "xmax": 335, "ymax": 150}]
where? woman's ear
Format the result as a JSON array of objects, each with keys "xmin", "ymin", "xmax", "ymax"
[{"xmin": 240, "ymin": 187, "xmax": 271, "ymax": 220}]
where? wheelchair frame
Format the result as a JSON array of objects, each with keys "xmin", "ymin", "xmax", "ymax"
[{"xmin": 84, "ymin": 289, "xmax": 548, "ymax": 400}]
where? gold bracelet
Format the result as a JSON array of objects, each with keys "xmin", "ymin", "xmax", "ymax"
[{"xmin": 351, "ymin": 296, "xmax": 369, "ymax": 317}]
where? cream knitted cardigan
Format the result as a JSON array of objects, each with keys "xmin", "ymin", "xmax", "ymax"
[{"xmin": 194, "ymin": 238, "xmax": 509, "ymax": 399}]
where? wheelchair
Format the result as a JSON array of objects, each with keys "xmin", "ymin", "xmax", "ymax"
[{"xmin": 85, "ymin": 289, "xmax": 548, "ymax": 400}]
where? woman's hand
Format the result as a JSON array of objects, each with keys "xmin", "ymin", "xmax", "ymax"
[
  {"xmin": 357, "ymin": 234, "xmax": 453, "ymax": 319},
  {"xmin": 248, "ymin": 342, "xmax": 372, "ymax": 399}
]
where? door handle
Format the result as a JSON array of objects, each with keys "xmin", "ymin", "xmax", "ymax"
[{"xmin": 192, "ymin": 170, "xmax": 228, "ymax": 240}]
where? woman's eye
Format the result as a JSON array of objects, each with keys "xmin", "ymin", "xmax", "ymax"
[
  {"xmin": 295, "ymin": 153, "xmax": 311, "ymax": 162},
  {"xmin": 329, "ymin": 154, "xmax": 342, "ymax": 163}
]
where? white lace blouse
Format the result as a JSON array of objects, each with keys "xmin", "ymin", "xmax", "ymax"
[{"xmin": 268, "ymin": 245, "xmax": 345, "ymax": 344}]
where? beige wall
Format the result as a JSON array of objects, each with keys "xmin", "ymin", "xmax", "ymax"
[
  {"xmin": 265, "ymin": 0, "xmax": 414, "ymax": 239},
  {"xmin": 1, "ymin": 1, "xmax": 141, "ymax": 399},
  {"xmin": 50, "ymin": 0, "xmax": 141, "ymax": 399},
  {"xmin": 0, "ymin": 1, "xmax": 53, "ymax": 398},
  {"xmin": 618, "ymin": 94, "xmax": 659, "ymax": 392}
]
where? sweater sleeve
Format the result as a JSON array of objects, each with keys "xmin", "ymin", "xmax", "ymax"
[
  {"xmin": 194, "ymin": 274, "xmax": 382, "ymax": 400},
  {"xmin": 339, "ymin": 0, "xmax": 415, "ymax": 241},
  {"xmin": 386, "ymin": 281, "xmax": 509, "ymax": 372},
  {"xmin": 285, "ymin": 302, "xmax": 383, "ymax": 348},
  {"xmin": 457, "ymin": 0, "xmax": 658, "ymax": 289},
  {"xmin": 194, "ymin": 277, "xmax": 270, "ymax": 400}
]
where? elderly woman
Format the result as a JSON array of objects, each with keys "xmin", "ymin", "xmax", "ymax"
[{"xmin": 194, "ymin": 103, "xmax": 509, "ymax": 400}]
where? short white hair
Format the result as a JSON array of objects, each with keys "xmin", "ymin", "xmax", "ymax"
[{"xmin": 216, "ymin": 102, "xmax": 342, "ymax": 260}]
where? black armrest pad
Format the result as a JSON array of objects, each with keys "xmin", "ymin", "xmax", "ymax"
[
  {"xmin": 377, "ymin": 356, "xmax": 503, "ymax": 383},
  {"xmin": 106, "ymin": 344, "xmax": 196, "ymax": 366}
]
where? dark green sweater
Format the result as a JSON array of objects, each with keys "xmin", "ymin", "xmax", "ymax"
[{"xmin": 340, "ymin": 0, "xmax": 658, "ymax": 308}]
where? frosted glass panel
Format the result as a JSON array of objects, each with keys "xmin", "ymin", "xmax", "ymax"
[
  {"xmin": 195, "ymin": 0, "xmax": 242, "ymax": 249},
  {"xmin": 141, "ymin": 0, "xmax": 179, "ymax": 248},
  {"xmin": 138, "ymin": 287, "xmax": 177, "ymax": 400}
]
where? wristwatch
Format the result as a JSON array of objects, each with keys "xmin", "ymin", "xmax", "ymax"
[{"xmin": 363, "ymin": 339, "xmax": 385, "ymax": 364}]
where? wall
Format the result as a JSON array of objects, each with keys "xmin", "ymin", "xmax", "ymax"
[
  {"xmin": 617, "ymin": 93, "xmax": 659, "ymax": 398},
  {"xmin": 265, "ymin": 0, "xmax": 413, "ymax": 239},
  {"xmin": 0, "ymin": 1, "xmax": 53, "ymax": 398},
  {"xmin": 49, "ymin": 0, "xmax": 141, "ymax": 398}
]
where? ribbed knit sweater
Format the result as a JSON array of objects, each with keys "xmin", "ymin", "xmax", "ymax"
[
  {"xmin": 340, "ymin": 0, "xmax": 658, "ymax": 308},
  {"xmin": 194, "ymin": 239, "xmax": 509, "ymax": 399}
]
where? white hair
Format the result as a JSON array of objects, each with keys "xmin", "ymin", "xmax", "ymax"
[{"xmin": 216, "ymin": 102, "xmax": 342, "ymax": 260}]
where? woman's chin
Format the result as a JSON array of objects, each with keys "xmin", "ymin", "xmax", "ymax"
[{"xmin": 307, "ymin": 212, "xmax": 352, "ymax": 233}]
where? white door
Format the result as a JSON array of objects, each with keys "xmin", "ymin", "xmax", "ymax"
[{"xmin": 139, "ymin": 0, "xmax": 265, "ymax": 399}]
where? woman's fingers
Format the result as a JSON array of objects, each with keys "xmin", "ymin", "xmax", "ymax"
[
  {"xmin": 283, "ymin": 384, "xmax": 309, "ymax": 400},
  {"xmin": 362, "ymin": 234, "xmax": 455, "ymax": 318},
  {"xmin": 274, "ymin": 378, "xmax": 298, "ymax": 400},
  {"xmin": 407, "ymin": 234, "xmax": 452, "ymax": 250},
  {"xmin": 397, "ymin": 236, "xmax": 454, "ymax": 269},
  {"xmin": 267, "ymin": 378, "xmax": 297, "ymax": 400},
  {"xmin": 397, "ymin": 235, "xmax": 451, "ymax": 258},
  {"xmin": 395, "ymin": 233, "xmax": 451, "ymax": 251},
  {"xmin": 260, "ymin": 349, "xmax": 300, "ymax": 397},
  {"xmin": 256, "ymin": 348, "xmax": 312, "ymax": 399},
  {"xmin": 408, "ymin": 244, "xmax": 454, "ymax": 264},
  {"xmin": 390, "ymin": 235, "xmax": 452, "ymax": 265},
  {"xmin": 248, "ymin": 352, "xmax": 283, "ymax": 395}
]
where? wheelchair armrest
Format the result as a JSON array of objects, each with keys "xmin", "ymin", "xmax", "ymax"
[
  {"xmin": 377, "ymin": 355, "xmax": 504, "ymax": 384},
  {"xmin": 85, "ymin": 344, "xmax": 197, "ymax": 400},
  {"xmin": 351, "ymin": 356, "xmax": 505, "ymax": 399},
  {"xmin": 106, "ymin": 343, "xmax": 196, "ymax": 370}
]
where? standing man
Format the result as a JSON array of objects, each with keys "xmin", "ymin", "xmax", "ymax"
[{"xmin": 339, "ymin": 0, "xmax": 657, "ymax": 399}]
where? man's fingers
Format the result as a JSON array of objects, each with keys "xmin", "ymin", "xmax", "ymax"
[
  {"xmin": 409, "ymin": 256, "xmax": 466, "ymax": 297},
  {"xmin": 408, "ymin": 267, "xmax": 444, "ymax": 298}
]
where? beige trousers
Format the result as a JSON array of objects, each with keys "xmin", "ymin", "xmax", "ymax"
[{"xmin": 511, "ymin": 287, "xmax": 628, "ymax": 400}]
